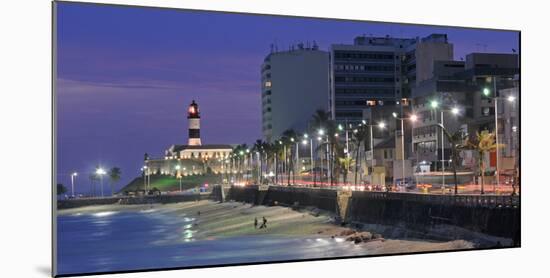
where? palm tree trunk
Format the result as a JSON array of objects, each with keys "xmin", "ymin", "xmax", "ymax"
[
  {"xmin": 452, "ymin": 161, "xmax": 458, "ymax": 195},
  {"xmin": 287, "ymin": 149, "xmax": 291, "ymax": 186},
  {"xmin": 480, "ymin": 156, "xmax": 485, "ymax": 195},
  {"xmin": 452, "ymin": 150, "xmax": 458, "ymax": 195},
  {"xmin": 329, "ymin": 144, "xmax": 334, "ymax": 186},
  {"xmin": 259, "ymin": 156, "xmax": 262, "ymax": 185},
  {"xmin": 355, "ymin": 142, "xmax": 361, "ymax": 185}
]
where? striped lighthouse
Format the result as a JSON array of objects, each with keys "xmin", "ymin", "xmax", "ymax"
[{"xmin": 187, "ymin": 100, "xmax": 202, "ymax": 146}]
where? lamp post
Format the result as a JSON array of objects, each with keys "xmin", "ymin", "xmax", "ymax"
[
  {"xmin": 291, "ymin": 137, "xmax": 299, "ymax": 186},
  {"xmin": 317, "ymin": 129, "xmax": 326, "ymax": 186},
  {"xmin": 356, "ymin": 121, "xmax": 386, "ymax": 185},
  {"xmin": 483, "ymin": 83, "xmax": 517, "ymax": 193},
  {"xmin": 392, "ymin": 112, "xmax": 417, "ymax": 190},
  {"xmin": 96, "ymin": 168, "xmax": 106, "ymax": 197},
  {"xmin": 142, "ymin": 165, "xmax": 149, "ymax": 192},
  {"xmin": 70, "ymin": 172, "xmax": 78, "ymax": 197},
  {"xmin": 303, "ymin": 133, "xmax": 314, "ymax": 186},
  {"xmin": 430, "ymin": 100, "xmax": 460, "ymax": 190},
  {"xmin": 175, "ymin": 165, "xmax": 182, "ymax": 192}
]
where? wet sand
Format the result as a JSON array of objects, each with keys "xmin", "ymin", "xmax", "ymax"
[{"xmin": 58, "ymin": 200, "xmax": 474, "ymax": 255}]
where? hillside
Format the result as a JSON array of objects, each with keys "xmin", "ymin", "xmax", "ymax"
[{"xmin": 119, "ymin": 174, "xmax": 223, "ymax": 193}]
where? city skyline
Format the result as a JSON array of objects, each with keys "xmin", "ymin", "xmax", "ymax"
[{"xmin": 56, "ymin": 2, "xmax": 519, "ymax": 192}]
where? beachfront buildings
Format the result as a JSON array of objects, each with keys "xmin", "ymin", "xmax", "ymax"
[
  {"xmin": 329, "ymin": 34, "xmax": 454, "ymax": 125},
  {"xmin": 410, "ymin": 53, "xmax": 519, "ymax": 179},
  {"xmin": 261, "ymin": 43, "xmax": 329, "ymax": 142}
]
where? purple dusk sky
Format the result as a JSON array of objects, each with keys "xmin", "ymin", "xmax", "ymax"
[{"xmin": 55, "ymin": 2, "xmax": 519, "ymax": 192}]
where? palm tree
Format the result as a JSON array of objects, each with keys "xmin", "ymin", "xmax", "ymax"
[
  {"xmin": 108, "ymin": 167, "xmax": 121, "ymax": 196},
  {"xmin": 231, "ymin": 144, "xmax": 249, "ymax": 183},
  {"xmin": 352, "ymin": 125, "xmax": 369, "ymax": 185},
  {"xmin": 88, "ymin": 172, "xmax": 98, "ymax": 197},
  {"xmin": 466, "ymin": 130, "xmax": 504, "ymax": 194},
  {"xmin": 272, "ymin": 141, "xmax": 283, "ymax": 184},
  {"xmin": 436, "ymin": 124, "xmax": 468, "ymax": 195},
  {"xmin": 311, "ymin": 109, "xmax": 331, "ymax": 131},
  {"xmin": 263, "ymin": 142, "xmax": 275, "ymax": 184},
  {"xmin": 338, "ymin": 157, "xmax": 354, "ymax": 184},
  {"xmin": 281, "ymin": 129, "xmax": 298, "ymax": 186},
  {"xmin": 310, "ymin": 109, "xmax": 339, "ymax": 186},
  {"xmin": 252, "ymin": 139, "xmax": 265, "ymax": 184}
]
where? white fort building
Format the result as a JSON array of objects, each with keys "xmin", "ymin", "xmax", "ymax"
[{"xmin": 144, "ymin": 100, "xmax": 233, "ymax": 176}]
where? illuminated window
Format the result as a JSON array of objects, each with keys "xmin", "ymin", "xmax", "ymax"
[
  {"xmin": 366, "ymin": 100, "xmax": 376, "ymax": 106},
  {"xmin": 265, "ymin": 81, "xmax": 272, "ymax": 88}
]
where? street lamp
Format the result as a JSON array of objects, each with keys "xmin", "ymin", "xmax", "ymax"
[
  {"xmin": 316, "ymin": 129, "xmax": 330, "ymax": 186},
  {"xmin": 430, "ymin": 100, "xmax": 462, "ymax": 189},
  {"xmin": 95, "ymin": 168, "xmax": 106, "ymax": 197},
  {"xmin": 393, "ymin": 113, "xmax": 418, "ymax": 189},
  {"xmin": 175, "ymin": 165, "xmax": 182, "ymax": 192},
  {"xmin": 302, "ymin": 133, "xmax": 315, "ymax": 186},
  {"xmin": 482, "ymin": 83, "xmax": 517, "ymax": 192},
  {"xmin": 70, "ymin": 172, "xmax": 78, "ymax": 197},
  {"xmin": 142, "ymin": 165, "xmax": 149, "ymax": 191},
  {"xmin": 451, "ymin": 107, "xmax": 460, "ymax": 115},
  {"xmin": 360, "ymin": 121, "xmax": 387, "ymax": 186}
]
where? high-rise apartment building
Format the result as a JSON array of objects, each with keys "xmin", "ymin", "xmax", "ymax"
[
  {"xmin": 329, "ymin": 34, "xmax": 453, "ymax": 124},
  {"xmin": 261, "ymin": 43, "xmax": 329, "ymax": 142}
]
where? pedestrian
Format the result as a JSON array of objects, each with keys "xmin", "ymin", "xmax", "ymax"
[
  {"xmin": 259, "ymin": 216, "xmax": 268, "ymax": 229},
  {"xmin": 254, "ymin": 217, "xmax": 258, "ymax": 229},
  {"xmin": 197, "ymin": 211, "xmax": 201, "ymax": 216}
]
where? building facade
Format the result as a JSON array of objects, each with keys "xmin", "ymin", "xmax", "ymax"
[
  {"xmin": 411, "ymin": 53, "xmax": 519, "ymax": 175},
  {"xmin": 261, "ymin": 43, "xmax": 329, "ymax": 142},
  {"xmin": 329, "ymin": 34, "xmax": 453, "ymax": 125}
]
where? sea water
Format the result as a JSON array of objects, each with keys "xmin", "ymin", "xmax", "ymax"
[{"xmin": 56, "ymin": 207, "xmax": 369, "ymax": 275}]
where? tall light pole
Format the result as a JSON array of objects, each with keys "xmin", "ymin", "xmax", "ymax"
[
  {"xmin": 393, "ymin": 112, "xmax": 417, "ymax": 190},
  {"xmin": 175, "ymin": 165, "xmax": 182, "ymax": 192},
  {"xmin": 339, "ymin": 123, "xmax": 351, "ymax": 160},
  {"xmin": 303, "ymin": 133, "xmax": 314, "ymax": 186},
  {"xmin": 142, "ymin": 165, "xmax": 149, "ymax": 192},
  {"xmin": 291, "ymin": 137, "xmax": 299, "ymax": 185},
  {"xmin": 317, "ymin": 129, "xmax": 325, "ymax": 186},
  {"xmin": 96, "ymin": 168, "xmax": 106, "ymax": 197},
  {"xmin": 369, "ymin": 121, "xmax": 386, "ymax": 175},
  {"xmin": 70, "ymin": 172, "xmax": 78, "ymax": 197},
  {"xmin": 358, "ymin": 121, "xmax": 386, "ymax": 185},
  {"xmin": 483, "ymin": 83, "xmax": 516, "ymax": 192},
  {"xmin": 430, "ymin": 100, "xmax": 460, "ymax": 190}
]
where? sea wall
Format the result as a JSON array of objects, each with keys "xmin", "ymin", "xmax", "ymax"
[
  {"xmin": 228, "ymin": 185, "xmax": 338, "ymax": 212},
  {"xmin": 227, "ymin": 185, "xmax": 520, "ymax": 242},
  {"xmin": 347, "ymin": 191, "xmax": 520, "ymax": 241},
  {"xmin": 57, "ymin": 193, "xmax": 211, "ymax": 209}
]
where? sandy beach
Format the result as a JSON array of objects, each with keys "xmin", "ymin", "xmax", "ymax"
[{"xmin": 58, "ymin": 200, "xmax": 474, "ymax": 256}]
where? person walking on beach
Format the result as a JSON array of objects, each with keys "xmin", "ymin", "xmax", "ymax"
[
  {"xmin": 259, "ymin": 216, "xmax": 268, "ymax": 229},
  {"xmin": 254, "ymin": 217, "xmax": 258, "ymax": 229}
]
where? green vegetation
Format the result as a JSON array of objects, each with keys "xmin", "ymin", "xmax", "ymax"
[
  {"xmin": 57, "ymin": 183, "xmax": 68, "ymax": 195},
  {"xmin": 119, "ymin": 173, "xmax": 222, "ymax": 193},
  {"xmin": 108, "ymin": 167, "xmax": 121, "ymax": 196}
]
